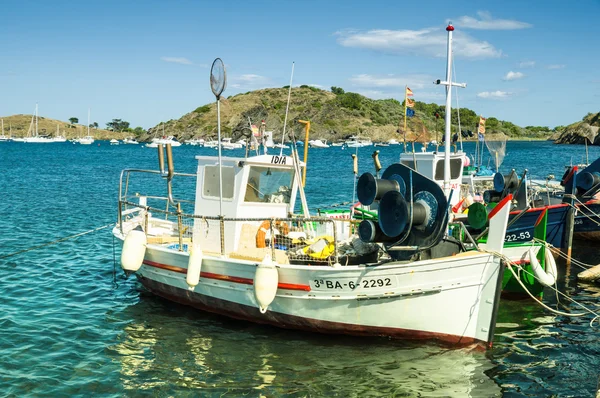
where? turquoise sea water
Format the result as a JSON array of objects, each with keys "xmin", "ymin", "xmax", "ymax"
[{"xmin": 1, "ymin": 140, "xmax": 599, "ymax": 397}]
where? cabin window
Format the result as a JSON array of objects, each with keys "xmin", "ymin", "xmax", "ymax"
[
  {"xmin": 434, "ymin": 158, "xmax": 463, "ymax": 180},
  {"xmin": 244, "ymin": 166, "xmax": 293, "ymax": 203},
  {"xmin": 203, "ymin": 165, "xmax": 235, "ymax": 199}
]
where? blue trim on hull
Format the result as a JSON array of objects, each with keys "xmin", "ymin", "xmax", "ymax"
[{"xmin": 506, "ymin": 206, "xmax": 568, "ymax": 248}]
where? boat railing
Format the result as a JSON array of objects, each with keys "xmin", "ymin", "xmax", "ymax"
[
  {"xmin": 118, "ymin": 199, "xmax": 343, "ymax": 265},
  {"xmin": 118, "ymin": 168, "xmax": 196, "ymax": 226}
]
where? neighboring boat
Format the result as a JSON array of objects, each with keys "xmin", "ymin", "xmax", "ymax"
[
  {"xmin": 309, "ymin": 139, "xmax": 329, "ymax": 148},
  {"xmin": 113, "ymin": 26, "xmax": 512, "ymax": 348},
  {"xmin": 147, "ymin": 124, "xmax": 181, "ymax": 147},
  {"xmin": 221, "ymin": 137, "xmax": 243, "ymax": 150},
  {"xmin": 184, "ymin": 138, "xmax": 204, "ymax": 146},
  {"xmin": 387, "ymin": 139, "xmax": 400, "ymax": 145},
  {"xmin": 331, "ymin": 142, "xmax": 345, "ymax": 147},
  {"xmin": 53, "ymin": 124, "xmax": 67, "ymax": 142},
  {"xmin": 24, "ymin": 104, "xmax": 53, "ymax": 143},
  {"xmin": 345, "ymin": 136, "xmax": 372, "ymax": 148},
  {"xmin": 110, "ymin": 139, "xmax": 120, "ymax": 145},
  {"xmin": 203, "ymin": 140, "xmax": 218, "ymax": 148},
  {"xmin": 0, "ymin": 119, "xmax": 10, "ymax": 142},
  {"xmin": 123, "ymin": 137, "xmax": 139, "ymax": 145},
  {"xmin": 79, "ymin": 109, "xmax": 95, "ymax": 145},
  {"xmin": 374, "ymin": 142, "xmax": 389, "ymax": 147}
]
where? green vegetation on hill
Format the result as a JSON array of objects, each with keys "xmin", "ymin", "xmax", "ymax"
[{"xmin": 143, "ymin": 86, "xmax": 556, "ymax": 143}]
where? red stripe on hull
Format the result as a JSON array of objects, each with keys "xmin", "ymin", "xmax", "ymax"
[
  {"xmin": 137, "ymin": 276, "xmax": 487, "ymax": 349},
  {"xmin": 142, "ymin": 260, "xmax": 311, "ymax": 291}
]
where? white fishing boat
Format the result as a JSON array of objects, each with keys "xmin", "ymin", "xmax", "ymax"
[
  {"xmin": 110, "ymin": 139, "xmax": 120, "ymax": 145},
  {"xmin": 113, "ymin": 42, "xmax": 511, "ymax": 348},
  {"xmin": 123, "ymin": 137, "xmax": 139, "ymax": 145},
  {"xmin": 79, "ymin": 109, "xmax": 95, "ymax": 145},
  {"xmin": 387, "ymin": 139, "xmax": 400, "ymax": 145}
]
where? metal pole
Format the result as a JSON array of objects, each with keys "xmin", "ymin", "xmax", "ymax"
[
  {"xmin": 217, "ymin": 99, "xmax": 223, "ymax": 216},
  {"xmin": 443, "ymin": 25, "xmax": 454, "ymax": 198},
  {"xmin": 403, "ymin": 86, "xmax": 407, "ymax": 152}
]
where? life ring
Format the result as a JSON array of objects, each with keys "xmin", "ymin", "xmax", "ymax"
[{"xmin": 256, "ymin": 220, "xmax": 290, "ymax": 248}]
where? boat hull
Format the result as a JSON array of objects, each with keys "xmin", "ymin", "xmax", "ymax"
[
  {"xmin": 505, "ymin": 205, "xmax": 568, "ymax": 249},
  {"xmin": 573, "ymin": 202, "xmax": 600, "ymax": 241},
  {"xmin": 123, "ymin": 238, "xmax": 503, "ymax": 348}
]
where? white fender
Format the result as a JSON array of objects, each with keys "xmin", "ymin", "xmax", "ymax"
[
  {"xmin": 186, "ymin": 244, "xmax": 203, "ymax": 290},
  {"xmin": 121, "ymin": 228, "xmax": 147, "ymax": 274},
  {"xmin": 529, "ymin": 247, "xmax": 557, "ymax": 287},
  {"xmin": 254, "ymin": 252, "xmax": 279, "ymax": 314}
]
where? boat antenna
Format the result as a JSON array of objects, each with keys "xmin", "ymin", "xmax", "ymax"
[
  {"xmin": 351, "ymin": 152, "xmax": 358, "ymax": 205},
  {"xmin": 279, "ymin": 62, "xmax": 295, "ymax": 156},
  {"xmin": 435, "ymin": 23, "xmax": 466, "ymax": 198},
  {"xmin": 452, "ymin": 57, "xmax": 463, "ymax": 152},
  {"xmin": 210, "ymin": 58, "xmax": 227, "ymax": 217}
]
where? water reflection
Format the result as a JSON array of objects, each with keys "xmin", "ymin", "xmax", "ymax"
[{"xmin": 108, "ymin": 291, "xmax": 501, "ymax": 396}]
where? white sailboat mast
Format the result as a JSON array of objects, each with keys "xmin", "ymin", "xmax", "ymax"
[
  {"xmin": 35, "ymin": 103, "xmax": 38, "ymax": 137},
  {"xmin": 87, "ymin": 108, "xmax": 90, "ymax": 136}
]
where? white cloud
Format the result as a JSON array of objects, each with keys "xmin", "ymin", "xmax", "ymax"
[
  {"xmin": 160, "ymin": 57, "xmax": 193, "ymax": 65},
  {"xmin": 349, "ymin": 74, "xmax": 434, "ymax": 89},
  {"xmin": 477, "ymin": 90, "xmax": 512, "ymax": 99},
  {"xmin": 519, "ymin": 61, "xmax": 535, "ymax": 68},
  {"xmin": 547, "ymin": 64, "xmax": 566, "ymax": 70},
  {"xmin": 229, "ymin": 74, "xmax": 271, "ymax": 89},
  {"xmin": 455, "ymin": 11, "xmax": 532, "ymax": 30},
  {"xmin": 503, "ymin": 71, "xmax": 525, "ymax": 81},
  {"xmin": 336, "ymin": 27, "xmax": 502, "ymax": 59}
]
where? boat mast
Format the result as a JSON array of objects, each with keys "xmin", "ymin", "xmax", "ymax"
[
  {"xmin": 87, "ymin": 108, "xmax": 90, "ymax": 136},
  {"xmin": 35, "ymin": 103, "xmax": 38, "ymax": 137},
  {"xmin": 436, "ymin": 24, "xmax": 466, "ymax": 197}
]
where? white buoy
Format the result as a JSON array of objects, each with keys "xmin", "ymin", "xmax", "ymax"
[
  {"xmin": 186, "ymin": 244, "xmax": 203, "ymax": 290},
  {"xmin": 529, "ymin": 247, "xmax": 557, "ymax": 287},
  {"xmin": 254, "ymin": 252, "xmax": 279, "ymax": 313},
  {"xmin": 121, "ymin": 228, "xmax": 147, "ymax": 274}
]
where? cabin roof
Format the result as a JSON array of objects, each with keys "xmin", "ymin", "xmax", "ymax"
[{"xmin": 194, "ymin": 154, "xmax": 304, "ymax": 168}]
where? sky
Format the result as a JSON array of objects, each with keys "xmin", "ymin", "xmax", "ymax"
[{"xmin": 1, "ymin": 0, "xmax": 599, "ymax": 130}]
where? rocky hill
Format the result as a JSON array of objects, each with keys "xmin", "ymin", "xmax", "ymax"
[
  {"xmin": 0, "ymin": 114, "xmax": 125, "ymax": 140},
  {"xmin": 143, "ymin": 87, "xmax": 555, "ymax": 143},
  {"xmin": 553, "ymin": 112, "xmax": 600, "ymax": 144}
]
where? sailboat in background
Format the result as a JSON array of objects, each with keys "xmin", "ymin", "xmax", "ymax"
[
  {"xmin": 53, "ymin": 124, "xmax": 67, "ymax": 142},
  {"xmin": 0, "ymin": 119, "xmax": 10, "ymax": 142},
  {"xmin": 78, "ymin": 108, "xmax": 95, "ymax": 145},
  {"xmin": 24, "ymin": 104, "xmax": 53, "ymax": 143}
]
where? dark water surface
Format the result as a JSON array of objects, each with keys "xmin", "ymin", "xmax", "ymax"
[{"xmin": 1, "ymin": 140, "xmax": 599, "ymax": 397}]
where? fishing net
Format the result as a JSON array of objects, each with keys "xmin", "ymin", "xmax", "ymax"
[{"xmin": 484, "ymin": 132, "xmax": 507, "ymax": 172}]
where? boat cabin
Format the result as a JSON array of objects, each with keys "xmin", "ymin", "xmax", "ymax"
[
  {"xmin": 193, "ymin": 154, "xmax": 301, "ymax": 253},
  {"xmin": 399, "ymin": 151, "xmax": 465, "ymax": 206}
]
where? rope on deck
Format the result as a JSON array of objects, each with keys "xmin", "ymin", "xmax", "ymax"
[
  {"xmin": 0, "ymin": 223, "xmax": 115, "ymax": 260},
  {"xmin": 479, "ymin": 246, "xmax": 600, "ymax": 326}
]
